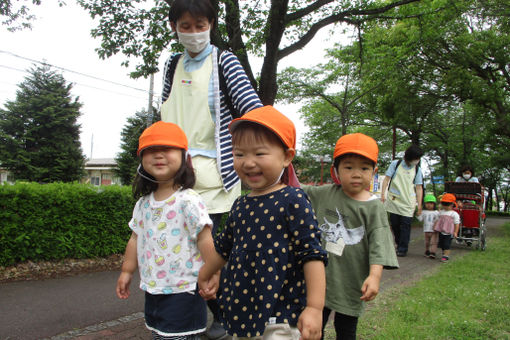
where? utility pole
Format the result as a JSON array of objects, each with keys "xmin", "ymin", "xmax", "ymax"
[{"xmin": 147, "ymin": 73, "xmax": 154, "ymax": 127}]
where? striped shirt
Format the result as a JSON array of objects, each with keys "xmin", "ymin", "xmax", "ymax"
[{"xmin": 161, "ymin": 46, "xmax": 262, "ymax": 191}]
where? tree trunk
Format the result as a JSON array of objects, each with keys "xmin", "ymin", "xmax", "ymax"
[{"xmin": 258, "ymin": 0, "xmax": 289, "ymax": 105}]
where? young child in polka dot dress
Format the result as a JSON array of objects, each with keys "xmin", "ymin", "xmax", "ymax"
[{"xmin": 198, "ymin": 106, "xmax": 328, "ymax": 340}]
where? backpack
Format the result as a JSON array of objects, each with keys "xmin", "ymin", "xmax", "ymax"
[{"xmin": 165, "ymin": 50, "xmax": 240, "ymax": 119}]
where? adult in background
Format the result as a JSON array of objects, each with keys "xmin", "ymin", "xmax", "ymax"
[
  {"xmin": 381, "ymin": 145, "xmax": 424, "ymax": 257},
  {"xmin": 161, "ymin": 0, "xmax": 262, "ymax": 338},
  {"xmin": 455, "ymin": 165, "xmax": 479, "ymax": 183}
]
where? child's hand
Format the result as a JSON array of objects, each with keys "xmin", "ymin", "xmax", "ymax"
[
  {"xmin": 198, "ymin": 268, "xmax": 219, "ymax": 300},
  {"xmin": 297, "ymin": 306, "xmax": 322, "ymax": 340},
  {"xmin": 360, "ymin": 274, "xmax": 380, "ymax": 302},
  {"xmin": 116, "ymin": 272, "xmax": 133, "ymax": 299}
]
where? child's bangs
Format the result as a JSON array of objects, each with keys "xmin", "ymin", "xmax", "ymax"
[{"xmin": 231, "ymin": 122, "xmax": 286, "ymax": 149}]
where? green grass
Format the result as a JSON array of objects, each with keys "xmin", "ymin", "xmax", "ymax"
[{"xmin": 324, "ymin": 223, "xmax": 510, "ymax": 340}]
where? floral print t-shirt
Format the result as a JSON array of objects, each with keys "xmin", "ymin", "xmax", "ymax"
[
  {"xmin": 214, "ymin": 186, "xmax": 327, "ymax": 337},
  {"xmin": 129, "ymin": 188, "xmax": 212, "ymax": 295}
]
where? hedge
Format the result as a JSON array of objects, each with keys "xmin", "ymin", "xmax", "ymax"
[{"xmin": 0, "ymin": 182, "xmax": 136, "ymax": 267}]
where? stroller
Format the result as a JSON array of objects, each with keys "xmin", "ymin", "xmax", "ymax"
[{"xmin": 443, "ymin": 182, "xmax": 487, "ymax": 250}]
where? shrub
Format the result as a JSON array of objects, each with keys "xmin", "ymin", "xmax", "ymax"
[{"xmin": 0, "ymin": 182, "xmax": 135, "ymax": 266}]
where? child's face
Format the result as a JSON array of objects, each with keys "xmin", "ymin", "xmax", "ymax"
[
  {"xmin": 425, "ymin": 202, "xmax": 435, "ymax": 210},
  {"xmin": 142, "ymin": 146, "xmax": 182, "ymax": 182},
  {"xmin": 336, "ymin": 155, "xmax": 374, "ymax": 200},
  {"xmin": 233, "ymin": 131, "xmax": 294, "ymax": 196},
  {"xmin": 441, "ymin": 202, "xmax": 453, "ymax": 210}
]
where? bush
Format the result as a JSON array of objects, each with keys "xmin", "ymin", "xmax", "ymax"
[
  {"xmin": 0, "ymin": 182, "xmax": 135, "ymax": 266},
  {"xmin": 486, "ymin": 210, "xmax": 510, "ymax": 217}
]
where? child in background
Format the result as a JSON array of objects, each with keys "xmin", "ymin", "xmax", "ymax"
[
  {"xmin": 303, "ymin": 133, "xmax": 398, "ymax": 340},
  {"xmin": 417, "ymin": 194, "xmax": 440, "ymax": 259},
  {"xmin": 198, "ymin": 106, "xmax": 328, "ymax": 340},
  {"xmin": 116, "ymin": 121, "xmax": 216, "ymax": 339},
  {"xmin": 433, "ymin": 193, "xmax": 460, "ymax": 263}
]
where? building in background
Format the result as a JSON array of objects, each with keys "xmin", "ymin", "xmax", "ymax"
[{"xmin": 83, "ymin": 158, "xmax": 120, "ymax": 186}]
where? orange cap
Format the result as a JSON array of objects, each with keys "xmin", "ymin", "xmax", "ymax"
[
  {"xmin": 441, "ymin": 193, "xmax": 456, "ymax": 203},
  {"xmin": 229, "ymin": 106, "xmax": 296, "ymax": 149},
  {"xmin": 333, "ymin": 133, "xmax": 378, "ymax": 164},
  {"xmin": 138, "ymin": 121, "xmax": 188, "ymax": 156}
]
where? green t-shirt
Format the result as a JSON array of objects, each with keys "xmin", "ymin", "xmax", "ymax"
[{"xmin": 303, "ymin": 184, "xmax": 399, "ymax": 317}]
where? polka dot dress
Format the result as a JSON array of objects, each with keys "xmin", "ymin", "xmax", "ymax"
[{"xmin": 214, "ymin": 187, "xmax": 327, "ymax": 337}]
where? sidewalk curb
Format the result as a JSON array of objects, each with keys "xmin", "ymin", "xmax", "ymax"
[{"xmin": 46, "ymin": 312, "xmax": 145, "ymax": 340}]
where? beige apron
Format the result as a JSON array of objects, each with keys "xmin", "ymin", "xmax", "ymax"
[
  {"xmin": 161, "ymin": 55, "xmax": 240, "ymax": 214},
  {"xmin": 385, "ymin": 162, "xmax": 417, "ymax": 217}
]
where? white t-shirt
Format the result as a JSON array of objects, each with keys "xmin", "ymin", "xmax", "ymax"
[
  {"xmin": 417, "ymin": 210, "xmax": 440, "ymax": 232},
  {"xmin": 129, "ymin": 188, "xmax": 212, "ymax": 295}
]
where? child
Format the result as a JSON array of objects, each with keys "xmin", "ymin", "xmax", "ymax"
[
  {"xmin": 198, "ymin": 106, "xmax": 328, "ymax": 340},
  {"xmin": 433, "ymin": 193, "xmax": 460, "ymax": 263},
  {"xmin": 303, "ymin": 133, "xmax": 399, "ymax": 340},
  {"xmin": 116, "ymin": 121, "xmax": 217, "ymax": 339},
  {"xmin": 417, "ymin": 194, "xmax": 440, "ymax": 259}
]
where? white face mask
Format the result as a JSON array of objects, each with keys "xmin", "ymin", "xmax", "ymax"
[
  {"xmin": 177, "ymin": 28, "xmax": 210, "ymax": 54},
  {"xmin": 463, "ymin": 173, "xmax": 471, "ymax": 180}
]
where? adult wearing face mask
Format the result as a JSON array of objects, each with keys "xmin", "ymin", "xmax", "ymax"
[
  {"xmin": 381, "ymin": 145, "xmax": 424, "ymax": 257},
  {"xmin": 161, "ymin": 0, "xmax": 262, "ymax": 338},
  {"xmin": 455, "ymin": 165, "xmax": 479, "ymax": 183}
]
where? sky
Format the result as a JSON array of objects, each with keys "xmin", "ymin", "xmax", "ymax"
[{"xmin": 0, "ymin": 1, "xmax": 342, "ymax": 160}]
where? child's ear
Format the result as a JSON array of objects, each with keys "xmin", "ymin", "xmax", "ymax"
[
  {"xmin": 170, "ymin": 22, "xmax": 177, "ymax": 33},
  {"xmin": 283, "ymin": 148, "xmax": 295, "ymax": 166}
]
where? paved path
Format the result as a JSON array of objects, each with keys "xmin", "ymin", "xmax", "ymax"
[{"xmin": 0, "ymin": 217, "xmax": 507, "ymax": 340}]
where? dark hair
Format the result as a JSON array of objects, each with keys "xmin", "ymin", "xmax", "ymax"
[
  {"xmin": 459, "ymin": 165, "xmax": 475, "ymax": 176},
  {"xmin": 132, "ymin": 150, "xmax": 195, "ymax": 199},
  {"xmin": 231, "ymin": 121, "xmax": 291, "ymax": 184},
  {"xmin": 404, "ymin": 144, "xmax": 424, "ymax": 162},
  {"xmin": 441, "ymin": 201, "xmax": 453, "ymax": 207},
  {"xmin": 168, "ymin": 0, "xmax": 218, "ymax": 31},
  {"xmin": 333, "ymin": 153, "xmax": 376, "ymax": 171}
]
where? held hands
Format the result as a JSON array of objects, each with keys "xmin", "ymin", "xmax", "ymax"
[
  {"xmin": 297, "ymin": 306, "xmax": 322, "ymax": 340},
  {"xmin": 198, "ymin": 268, "xmax": 220, "ymax": 300},
  {"xmin": 360, "ymin": 274, "xmax": 380, "ymax": 302},
  {"xmin": 116, "ymin": 272, "xmax": 133, "ymax": 299}
]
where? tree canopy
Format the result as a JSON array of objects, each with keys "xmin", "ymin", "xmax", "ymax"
[
  {"xmin": 76, "ymin": 0, "xmax": 423, "ymax": 104},
  {"xmin": 277, "ymin": 0, "xmax": 510, "ymax": 195},
  {"xmin": 0, "ymin": 65, "xmax": 85, "ymax": 182}
]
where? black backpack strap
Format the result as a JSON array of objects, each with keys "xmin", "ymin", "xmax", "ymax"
[
  {"xmin": 388, "ymin": 159, "xmax": 402, "ymax": 191},
  {"xmin": 166, "ymin": 53, "xmax": 182, "ymax": 95},
  {"xmin": 217, "ymin": 50, "xmax": 240, "ymax": 119}
]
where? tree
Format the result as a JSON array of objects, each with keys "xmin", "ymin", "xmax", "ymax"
[
  {"xmin": 77, "ymin": 0, "xmax": 423, "ymax": 104},
  {"xmin": 115, "ymin": 109, "xmax": 160, "ymax": 185},
  {"xmin": 1, "ymin": 0, "xmax": 65, "ymax": 31},
  {"xmin": 0, "ymin": 64, "xmax": 85, "ymax": 182}
]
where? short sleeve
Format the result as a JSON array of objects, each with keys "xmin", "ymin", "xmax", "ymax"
[
  {"xmin": 287, "ymin": 189, "xmax": 328, "ymax": 266},
  {"xmin": 453, "ymin": 211, "xmax": 461, "ymax": 225},
  {"xmin": 367, "ymin": 202, "xmax": 399, "ymax": 269},
  {"xmin": 414, "ymin": 167, "xmax": 423, "ymax": 185},
  {"xmin": 182, "ymin": 191, "xmax": 213, "ymax": 241},
  {"xmin": 385, "ymin": 160, "xmax": 398, "ymax": 177},
  {"xmin": 128, "ymin": 197, "xmax": 145, "ymax": 236}
]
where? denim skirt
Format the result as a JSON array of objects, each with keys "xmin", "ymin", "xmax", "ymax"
[{"xmin": 145, "ymin": 290, "xmax": 207, "ymax": 336}]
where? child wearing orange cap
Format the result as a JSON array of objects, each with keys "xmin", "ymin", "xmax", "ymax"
[
  {"xmin": 116, "ymin": 121, "xmax": 217, "ymax": 338},
  {"xmin": 198, "ymin": 106, "xmax": 327, "ymax": 340},
  {"xmin": 303, "ymin": 133, "xmax": 398, "ymax": 340},
  {"xmin": 432, "ymin": 193, "xmax": 460, "ymax": 263}
]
